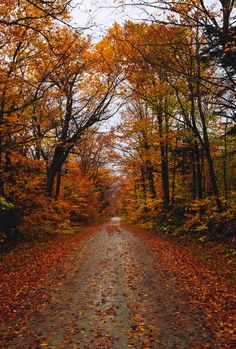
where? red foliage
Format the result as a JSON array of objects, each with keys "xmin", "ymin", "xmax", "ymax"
[
  {"xmin": 0, "ymin": 226, "xmax": 100, "ymax": 346},
  {"xmin": 121, "ymin": 222, "xmax": 236, "ymax": 349}
]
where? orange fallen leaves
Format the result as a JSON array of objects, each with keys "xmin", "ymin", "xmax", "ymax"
[
  {"xmin": 121, "ymin": 222, "xmax": 236, "ymax": 349},
  {"xmin": 0, "ymin": 225, "xmax": 100, "ymax": 345}
]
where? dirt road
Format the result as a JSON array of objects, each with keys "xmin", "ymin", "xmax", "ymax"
[{"xmin": 2, "ymin": 218, "xmax": 214, "ymax": 348}]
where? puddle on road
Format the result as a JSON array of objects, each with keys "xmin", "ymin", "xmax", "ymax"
[{"xmin": 111, "ymin": 217, "xmax": 122, "ymax": 222}]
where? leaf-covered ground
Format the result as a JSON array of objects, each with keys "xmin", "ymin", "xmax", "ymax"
[
  {"xmin": 121, "ymin": 222, "xmax": 236, "ymax": 349},
  {"xmin": 0, "ymin": 219, "xmax": 235, "ymax": 348}
]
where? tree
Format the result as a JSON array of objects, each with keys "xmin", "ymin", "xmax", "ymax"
[
  {"xmin": 39, "ymin": 28, "xmax": 123, "ymax": 197},
  {"xmin": 122, "ymin": 0, "xmax": 236, "ymax": 76},
  {"xmin": 0, "ymin": 0, "xmax": 74, "ymax": 195}
]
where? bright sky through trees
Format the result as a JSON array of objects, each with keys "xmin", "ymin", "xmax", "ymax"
[{"xmin": 71, "ymin": 0, "xmax": 145, "ymax": 39}]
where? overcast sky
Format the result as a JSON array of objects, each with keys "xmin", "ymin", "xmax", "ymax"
[
  {"xmin": 71, "ymin": 0, "xmax": 233, "ymax": 40},
  {"xmin": 71, "ymin": 0, "xmax": 146, "ymax": 40},
  {"xmin": 70, "ymin": 1, "xmax": 135, "ymax": 130},
  {"xmin": 70, "ymin": 1, "xmax": 228, "ymax": 130}
]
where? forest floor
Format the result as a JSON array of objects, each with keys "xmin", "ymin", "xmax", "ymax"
[{"xmin": 0, "ymin": 218, "xmax": 235, "ymax": 349}]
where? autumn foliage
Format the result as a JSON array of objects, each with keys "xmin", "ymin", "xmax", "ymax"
[
  {"xmin": 121, "ymin": 222, "xmax": 236, "ymax": 349},
  {"xmin": 101, "ymin": 19, "xmax": 236, "ymax": 236},
  {"xmin": 0, "ymin": 224, "xmax": 100, "ymax": 346},
  {"xmin": 0, "ymin": 1, "xmax": 120, "ymax": 243},
  {"xmin": 0, "ymin": 2, "xmax": 235, "ymax": 348}
]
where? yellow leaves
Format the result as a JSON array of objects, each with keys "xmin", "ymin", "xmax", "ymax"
[{"xmin": 40, "ymin": 342, "xmax": 49, "ymax": 347}]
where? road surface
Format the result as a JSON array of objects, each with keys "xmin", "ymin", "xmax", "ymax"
[{"xmin": 4, "ymin": 218, "xmax": 214, "ymax": 348}]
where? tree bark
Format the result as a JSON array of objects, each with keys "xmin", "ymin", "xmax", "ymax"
[
  {"xmin": 192, "ymin": 147, "xmax": 197, "ymax": 199},
  {"xmin": 223, "ymin": 122, "xmax": 228, "ymax": 208},
  {"xmin": 47, "ymin": 145, "xmax": 68, "ymax": 197},
  {"xmin": 55, "ymin": 168, "xmax": 62, "ymax": 201},
  {"xmin": 157, "ymin": 111, "xmax": 170, "ymax": 211},
  {"xmin": 171, "ymin": 136, "xmax": 178, "ymax": 206},
  {"xmin": 195, "ymin": 22, "xmax": 223, "ymax": 212},
  {"xmin": 195, "ymin": 141, "xmax": 203, "ymax": 199},
  {"xmin": 201, "ymin": 148, "xmax": 206, "ymax": 198},
  {"xmin": 140, "ymin": 165, "xmax": 148, "ymax": 212}
]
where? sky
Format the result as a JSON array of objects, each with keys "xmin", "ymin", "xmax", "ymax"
[
  {"xmin": 71, "ymin": 0, "xmax": 146, "ymax": 40},
  {"xmin": 71, "ymin": 0, "xmax": 233, "ymax": 39},
  {"xmin": 71, "ymin": 0, "xmax": 144, "ymax": 130},
  {"xmin": 70, "ymin": 1, "xmax": 231, "ymax": 131}
]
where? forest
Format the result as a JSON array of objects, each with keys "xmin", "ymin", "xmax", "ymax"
[
  {"xmin": 0, "ymin": 0, "xmax": 235, "ymax": 244},
  {"xmin": 0, "ymin": 1, "xmax": 236, "ymax": 348}
]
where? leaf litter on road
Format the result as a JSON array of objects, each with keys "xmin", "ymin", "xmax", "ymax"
[{"xmin": 1, "ymin": 220, "xmax": 234, "ymax": 348}]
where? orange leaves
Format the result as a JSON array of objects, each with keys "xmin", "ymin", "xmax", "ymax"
[
  {"xmin": 124, "ymin": 223, "xmax": 236, "ymax": 349},
  {"xmin": 0, "ymin": 225, "xmax": 97, "ymax": 332},
  {"xmin": 0, "ymin": 0, "xmax": 71, "ymax": 28},
  {"xmin": 63, "ymin": 167, "xmax": 100, "ymax": 222}
]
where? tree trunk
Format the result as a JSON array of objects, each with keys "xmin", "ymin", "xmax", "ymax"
[
  {"xmin": 223, "ymin": 122, "xmax": 228, "ymax": 208},
  {"xmin": 196, "ymin": 100, "xmax": 223, "ymax": 212},
  {"xmin": 146, "ymin": 162, "xmax": 156, "ymax": 199},
  {"xmin": 157, "ymin": 111, "xmax": 170, "ymax": 211},
  {"xmin": 204, "ymin": 144, "xmax": 223, "ymax": 212},
  {"xmin": 0, "ymin": 109, "xmax": 4, "ymax": 194},
  {"xmin": 201, "ymin": 148, "xmax": 206, "ymax": 198},
  {"xmin": 171, "ymin": 136, "xmax": 178, "ymax": 206},
  {"xmin": 195, "ymin": 141, "xmax": 203, "ymax": 199},
  {"xmin": 140, "ymin": 165, "xmax": 148, "ymax": 212},
  {"xmin": 55, "ymin": 169, "xmax": 62, "ymax": 201},
  {"xmin": 192, "ymin": 148, "xmax": 197, "ymax": 199},
  {"xmin": 47, "ymin": 145, "xmax": 67, "ymax": 197},
  {"xmin": 142, "ymin": 134, "xmax": 156, "ymax": 199},
  {"xmin": 195, "ymin": 21, "xmax": 223, "ymax": 212}
]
